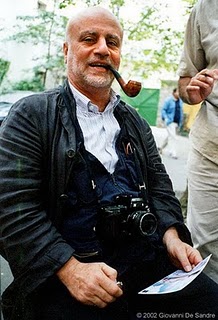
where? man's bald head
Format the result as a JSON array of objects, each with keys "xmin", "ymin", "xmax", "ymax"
[{"xmin": 65, "ymin": 7, "xmax": 123, "ymax": 42}]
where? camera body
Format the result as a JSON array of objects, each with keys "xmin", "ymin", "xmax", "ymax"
[{"xmin": 96, "ymin": 195, "xmax": 157, "ymax": 242}]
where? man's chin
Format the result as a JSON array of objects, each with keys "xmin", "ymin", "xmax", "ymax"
[{"xmin": 85, "ymin": 76, "xmax": 113, "ymax": 88}]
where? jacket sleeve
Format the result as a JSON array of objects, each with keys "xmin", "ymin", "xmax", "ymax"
[
  {"xmin": 179, "ymin": 99, "xmax": 184, "ymax": 128},
  {"xmin": 0, "ymin": 96, "xmax": 74, "ymax": 297},
  {"xmin": 143, "ymin": 121, "xmax": 191, "ymax": 244},
  {"xmin": 161, "ymin": 98, "xmax": 170, "ymax": 124}
]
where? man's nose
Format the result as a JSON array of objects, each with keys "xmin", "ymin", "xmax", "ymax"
[{"xmin": 94, "ymin": 38, "xmax": 110, "ymax": 56}]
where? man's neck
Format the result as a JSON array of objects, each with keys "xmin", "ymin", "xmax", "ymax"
[
  {"xmin": 86, "ymin": 90, "xmax": 111, "ymax": 112},
  {"xmin": 69, "ymin": 80, "xmax": 111, "ymax": 112}
]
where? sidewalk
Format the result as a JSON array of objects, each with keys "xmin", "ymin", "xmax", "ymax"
[{"xmin": 151, "ymin": 126, "xmax": 190, "ymax": 199}]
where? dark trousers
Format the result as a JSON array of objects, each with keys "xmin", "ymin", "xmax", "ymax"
[{"xmin": 3, "ymin": 248, "xmax": 218, "ymax": 320}]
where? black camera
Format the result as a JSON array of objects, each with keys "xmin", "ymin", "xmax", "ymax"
[{"xmin": 96, "ymin": 195, "xmax": 157, "ymax": 242}]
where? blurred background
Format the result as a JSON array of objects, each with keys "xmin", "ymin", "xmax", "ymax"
[{"xmin": 0, "ymin": 0, "xmax": 199, "ymax": 316}]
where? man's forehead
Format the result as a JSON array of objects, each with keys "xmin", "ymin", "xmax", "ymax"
[
  {"xmin": 67, "ymin": 8, "xmax": 123, "ymax": 40},
  {"xmin": 76, "ymin": 17, "xmax": 121, "ymax": 30}
]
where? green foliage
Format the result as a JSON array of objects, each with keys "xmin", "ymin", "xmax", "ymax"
[
  {"xmin": 12, "ymin": 66, "xmax": 45, "ymax": 91},
  {"xmin": 12, "ymin": 78, "xmax": 44, "ymax": 92},
  {"xmin": 182, "ymin": 0, "xmax": 198, "ymax": 12},
  {"xmin": 124, "ymin": 2, "xmax": 186, "ymax": 78},
  {"xmin": 0, "ymin": 59, "xmax": 10, "ymax": 84},
  {"xmin": 5, "ymin": 0, "xmax": 197, "ymax": 88},
  {"xmin": 59, "ymin": 0, "xmax": 76, "ymax": 9},
  {"xmin": 9, "ymin": 6, "xmax": 68, "ymax": 88},
  {"xmin": 59, "ymin": 0, "xmax": 105, "ymax": 8},
  {"xmin": 59, "ymin": 0, "xmax": 125, "ymax": 8},
  {"xmin": 59, "ymin": 0, "xmax": 125, "ymax": 17}
]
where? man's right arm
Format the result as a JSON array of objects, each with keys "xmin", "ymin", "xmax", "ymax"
[
  {"xmin": 56, "ymin": 256, "xmax": 123, "ymax": 308},
  {"xmin": 0, "ymin": 97, "xmax": 74, "ymax": 295}
]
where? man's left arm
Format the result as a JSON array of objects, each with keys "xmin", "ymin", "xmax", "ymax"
[
  {"xmin": 141, "ymin": 122, "xmax": 200, "ymax": 270},
  {"xmin": 144, "ymin": 125, "xmax": 190, "ymax": 240},
  {"xmin": 163, "ymin": 226, "xmax": 202, "ymax": 271},
  {"xmin": 120, "ymin": 105, "xmax": 195, "ymax": 268}
]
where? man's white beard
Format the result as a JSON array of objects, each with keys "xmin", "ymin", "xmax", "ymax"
[{"xmin": 83, "ymin": 74, "xmax": 113, "ymax": 88}]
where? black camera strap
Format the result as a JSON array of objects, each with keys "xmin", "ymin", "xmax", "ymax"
[
  {"xmin": 132, "ymin": 146, "xmax": 148, "ymax": 202},
  {"xmin": 116, "ymin": 102, "xmax": 150, "ymax": 205},
  {"xmin": 122, "ymin": 129, "xmax": 148, "ymax": 203}
]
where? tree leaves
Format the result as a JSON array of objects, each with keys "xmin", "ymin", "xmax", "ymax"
[{"xmin": 1, "ymin": 0, "xmax": 199, "ymax": 89}]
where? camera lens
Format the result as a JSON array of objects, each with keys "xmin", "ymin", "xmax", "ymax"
[{"xmin": 129, "ymin": 211, "xmax": 157, "ymax": 236}]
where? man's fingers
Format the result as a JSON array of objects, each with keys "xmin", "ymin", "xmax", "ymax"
[
  {"xmin": 200, "ymin": 68, "xmax": 218, "ymax": 79},
  {"xmin": 173, "ymin": 247, "xmax": 192, "ymax": 272},
  {"xmin": 100, "ymin": 263, "xmax": 123, "ymax": 297},
  {"xmin": 99, "ymin": 274, "xmax": 123, "ymax": 298},
  {"xmin": 212, "ymin": 69, "xmax": 218, "ymax": 79},
  {"xmin": 175, "ymin": 244, "xmax": 203, "ymax": 272},
  {"xmin": 101, "ymin": 263, "xmax": 117, "ymax": 281},
  {"xmin": 85, "ymin": 285, "xmax": 117, "ymax": 308}
]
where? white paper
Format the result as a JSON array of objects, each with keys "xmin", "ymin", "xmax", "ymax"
[{"xmin": 138, "ymin": 254, "xmax": 211, "ymax": 295}]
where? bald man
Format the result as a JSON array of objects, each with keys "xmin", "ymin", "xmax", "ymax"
[{"xmin": 1, "ymin": 6, "xmax": 218, "ymax": 320}]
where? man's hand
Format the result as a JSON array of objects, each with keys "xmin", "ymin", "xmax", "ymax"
[
  {"xmin": 179, "ymin": 68, "xmax": 218, "ymax": 105},
  {"xmin": 56, "ymin": 256, "xmax": 123, "ymax": 308},
  {"xmin": 163, "ymin": 227, "xmax": 202, "ymax": 272}
]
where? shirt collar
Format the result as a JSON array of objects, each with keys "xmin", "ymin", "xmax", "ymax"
[{"xmin": 68, "ymin": 82, "xmax": 120, "ymax": 115}]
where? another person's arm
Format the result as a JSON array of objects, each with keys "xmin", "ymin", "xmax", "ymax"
[
  {"xmin": 178, "ymin": 1, "xmax": 218, "ymax": 105},
  {"xmin": 179, "ymin": 69, "xmax": 218, "ymax": 104},
  {"xmin": 161, "ymin": 99, "xmax": 169, "ymax": 125}
]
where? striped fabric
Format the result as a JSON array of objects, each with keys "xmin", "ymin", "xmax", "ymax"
[{"xmin": 69, "ymin": 83, "xmax": 121, "ymax": 173}]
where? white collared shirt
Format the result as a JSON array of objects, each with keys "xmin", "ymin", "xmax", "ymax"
[{"xmin": 69, "ymin": 83, "xmax": 121, "ymax": 173}]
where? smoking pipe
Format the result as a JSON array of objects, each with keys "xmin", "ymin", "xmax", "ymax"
[{"xmin": 107, "ymin": 66, "xmax": 142, "ymax": 97}]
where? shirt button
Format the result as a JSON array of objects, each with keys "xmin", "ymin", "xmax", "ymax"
[
  {"xmin": 67, "ymin": 149, "xmax": 75, "ymax": 158},
  {"xmin": 59, "ymin": 194, "xmax": 69, "ymax": 201}
]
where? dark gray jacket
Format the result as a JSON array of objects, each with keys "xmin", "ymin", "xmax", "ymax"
[{"xmin": 0, "ymin": 80, "xmax": 191, "ymax": 303}]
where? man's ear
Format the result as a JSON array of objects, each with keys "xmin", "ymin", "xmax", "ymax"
[{"xmin": 63, "ymin": 42, "xmax": 68, "ymax": 64}]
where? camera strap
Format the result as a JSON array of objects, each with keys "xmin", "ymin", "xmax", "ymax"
[
  {"xmin": 120, "ymin": 114, "xmax": 150, "ymax": 204},
  {"xmin": 131, "ymin": 140, "xmax": 148, "ymax": 202},
  {"xmin": 116, "ymin": 129, "xmax": 148, "ymax": 203}
]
